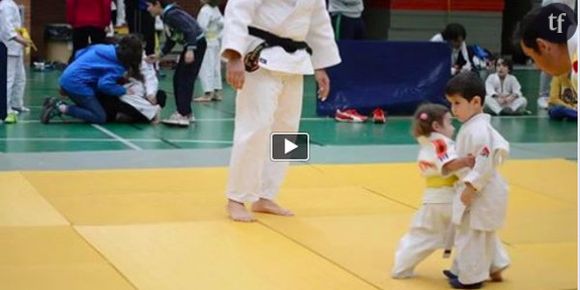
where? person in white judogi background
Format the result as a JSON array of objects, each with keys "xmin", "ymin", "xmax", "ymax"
[
  {"xmin": 221, "ymin": 0, "xmax": 341, "ymax": 222},
  {"xmin": 194, "ymin": 0, "xmax": 224, "ymax": 102},
  {"xmin": 0, "ymin": 0, "xmax": 32, "ymax": 123},
  {"xmin": 484, "ymin": 57, "xmax": 528, "ymax": 115},
  {"xmin": 445, "ymin": 71, "xmax": 511, "ymax": 289}
]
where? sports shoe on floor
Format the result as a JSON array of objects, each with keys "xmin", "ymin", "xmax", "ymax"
[
  {"xmin": 449, "ymin": 278, "xmax": 483, "ymax": 289},
  {"xmin": 335, "ymin": 109, "xmax": 368, "ymax": 122},
  {"xmin": 193, "ymin": 93, "xmax": 213, "ymax": 102},
  {"xmin": 537, "ymin": 96, "xmax": 549, "ymax": 110},
  {"xmin": 4, "ymin": 112, "xmax": 17, "ymax": 123},
  {"xmin": 162, "ymin": 112, "xmax": 190, "ymax": 127},
  {"xmin": 12, "ymin": 106, "xmax": 30, "ymax": 113},
  {"xmin": 372, "ymin": 108, "xmax": 386, "ymax": 123},
  {"xmin": 443, "ymin": 270, "xmax": 458, "ymax": 280},
  {"xmin": 40, "ymin": 97, "xmax": 63, "ymax": 124},
  {"xmin": 212, "ymin": 90, "xmax": 223, "ymax": 101}
]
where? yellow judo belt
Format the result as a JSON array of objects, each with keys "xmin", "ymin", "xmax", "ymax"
[{"xmin": 426, "ymin": 176, "xmax": 458, "ymax": 188}]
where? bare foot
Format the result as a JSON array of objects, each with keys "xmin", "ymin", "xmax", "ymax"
[
  {"xmin": 251, "ymin": 199, "xmax": 294, "ymax": 216},
  {"xmin": 227, "ymin": 200, "xmax": 255, "ymax": 222},
  {"xmin": 490, "ymin": 266, "xmax": 508, "ymax": 282}
]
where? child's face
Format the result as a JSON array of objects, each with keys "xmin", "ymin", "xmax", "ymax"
[
  {"xmin": 496, "ymin": 62, "xmax": 509, "ymax": 77},
  {"xmin": 449, "ymin": 38, "xmax": 463, "ymax": 50},
  {"xmin": 433, "ymin": 112, "xmax": 456, "ymax": 138},
  {"xmin": 146, "ymin": 2, "xmax": 163, "ymax": 17},
  {"xmin": 446, "ymin": 94, "xmax": 482, "ymax": 123}
]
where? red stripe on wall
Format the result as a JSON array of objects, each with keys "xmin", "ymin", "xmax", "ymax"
[{"xmin": 390, "ymin": 0, "xmax": 504, "ymax": 12}]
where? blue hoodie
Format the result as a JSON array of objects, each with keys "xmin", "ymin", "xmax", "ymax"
[{"xmin": 59, "ymin": 44, "xmax": 127, "ymax": 98}]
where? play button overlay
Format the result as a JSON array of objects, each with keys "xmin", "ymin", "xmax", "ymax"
[{"xmin": 271, "ymin": 133, "xmax": 309, "ymax": 161}]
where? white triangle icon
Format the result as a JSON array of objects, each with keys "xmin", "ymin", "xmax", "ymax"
[{"xmin": 284, "ymin": 139, "xmax": 298, "ymax": 154}]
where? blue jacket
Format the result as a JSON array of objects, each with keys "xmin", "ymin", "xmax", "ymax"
[{"xmin": 60, "ymin": 44, "xmax": 127, "ymax": 97}]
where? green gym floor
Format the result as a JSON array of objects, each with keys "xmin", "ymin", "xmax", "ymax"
[
  {"xmin": 0, "ymin": 69, "xmax": 576, "ymax": 158},
  {"xmin": 0, "ymin": 68, "xmax": 577, "ymax": 290}
]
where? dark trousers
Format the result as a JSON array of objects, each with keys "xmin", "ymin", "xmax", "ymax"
[
  {"xmin": 71, "ymin": 27, "xmax": 106, "ymax": 61},
  {"xmin": 174, "ymin": 38, "xmax": 206, "ymax": 116},
  {"xmin": 330, "ymin": 14, "xmax": 366, "ymax": 40},
  {"xmin": 98, "ymin": 90, "xmax": 167, "ymax": 123},
  {"xmin": 0, "ymin": 42, "xmax": 6, "ymax": 120},
  {"xmin": 126, "ymin": 8, "xmax": 156, "ymax": 55},
  {"xmin": 549, "ymin": 106, "xmax": 578, "ymax": 121}
]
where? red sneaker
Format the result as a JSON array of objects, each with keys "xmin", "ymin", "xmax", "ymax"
[
  {"xmin": 372, "ymin": 108, "xmax": 386, "ymax": 124},
  {"xmin": 335, "ymin": 109, "xmax": 368, "ymax": 122}
]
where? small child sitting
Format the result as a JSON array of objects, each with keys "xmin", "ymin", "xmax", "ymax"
[{"xmin": 484, "ymin": 58, "xmax": 528, "ymax": 115}]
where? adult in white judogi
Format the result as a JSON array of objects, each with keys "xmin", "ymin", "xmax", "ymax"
[
  {"xmin": 450, "ymin": 113, "xmax": 511, "ymax": 285},
  {"xmin": 392, "ymin": 132, "xmax": 460, "ymax": 278},
  {"xmin": 0, "ymin": 0, "xmax": 30, "ymax": 122},
  {"xmin": 196, "ymin": 1, "xmax": 224, "ymax": 101},
  {"xmin": 221, "ymin": 0, "xmax": 341, "ymax": 221}
]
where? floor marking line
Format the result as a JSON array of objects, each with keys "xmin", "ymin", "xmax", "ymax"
[{"xmin": 92, "ymin": 124, "xmax": 143, "ymax": 151}]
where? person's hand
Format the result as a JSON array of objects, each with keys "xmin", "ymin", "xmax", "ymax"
[
  {"xmin": 506, "ymin": 94, "xmax": 517, "ymax": 103},
  {"xmin": 460, "ymin": 183, "xmax": 477, "ymax": 206},
  {"xmin": 315, "ymin": 69, "xmax": 330, "ymax": 101},
  {"xmin": 462, "ymin": 154, "xmax": 475, "ymax": 169},
  {"xmin": 497, "ymin": 94, "xmax": 507, "ymax": 105},
  {"xmin": 15, "ymin": 35, "xmax": 32, "ymax": 47},
  {"xmin": 224, "ymin": 49, "xmax": 245, "ymax": 90},
  {"xmin": 146, "ymin": 95, "xmax": 157, "ymax": 105},
  {"xmin": 184, "ymin": 50, "xmax": 194, "ymax": 64},
  {"xmin": 145, "ymin": 54, "xmax": 159, "ymax": 64}
]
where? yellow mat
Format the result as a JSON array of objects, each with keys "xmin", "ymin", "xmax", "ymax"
[{"xmin": 0, "ymin": 159, "xmax": 576, "ymax": 289}]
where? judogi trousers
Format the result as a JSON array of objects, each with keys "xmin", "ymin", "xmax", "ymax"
[
  {"xmin": 450, "ymin": 213, "xmax": 511, "ymax": 284},
  {"xmin": 7, "ymin": 54, "xmax": 25, "ymax": 112},
  {"xmin": 199, "ymin": 44, "xmax": 223, "ymax": 93},
  {"xmin": 226, "ymin": 68, "xmax": 303, "ymax": 203}
]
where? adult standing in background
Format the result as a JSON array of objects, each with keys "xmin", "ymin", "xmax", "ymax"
[
  {"xmin": 328, "ymin": 0, "xmax": 365, "ymax": 40},
  {"xmin": 0, "ymin": 0, "xmax": 32, "ymax": 123},
  {"xmin": 125, "ymin": 0, "xmax": 156, "ymax": 55},
  {"xmin": 66, "ymin": 0, "xmax": 111, "ymax": 61}
]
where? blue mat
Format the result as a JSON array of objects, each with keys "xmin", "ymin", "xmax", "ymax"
[{"xmin": 317, "ymin": 41, "xmax": 452, "ymax": 116}]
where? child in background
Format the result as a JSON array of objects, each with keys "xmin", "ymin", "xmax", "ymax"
[
  {"xmin": 40, "ymin": 35, "xmax": 143, "ymax": 124},
  {"xmin": 430, "ymin": 23, "xmax": 471, "ymax": 75},
  {"xmin": 484, "ymin": 58, "xmax": 528, "ymax": 115},
  {"xmin": 445, "ymin": 71, "xmax": 511, "ymax": 289},
  {"xmin": 392, "ymin": 103, "xmax": 475, "ymax": 279},
  {"xmin": 0, "ymin": 0, "xmax": 33, "ymax": 123},
  {"xmin": 194, "ymin": 0, "xmax": 224, "ymax": 102},
  {"xmin": 145, "ymin": 0, "xmax": 206, "ymax": 127},
  {"xmin": 548, "ymin": 74, "xmax": 577, "ymax": 121},
  {"xmin": 98, "ymin": 51, "xmax": 167, "ymax": 123}
]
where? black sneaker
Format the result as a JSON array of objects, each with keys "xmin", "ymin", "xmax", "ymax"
[
  {"xmin": 443, "ymin": 270, "xmax": 458, "ymax": 280},
  {"xmin": 40, "ymin": 97, "xmax": 63, "ymax": 124},
  {"xmin": 449, "ymin": 278, "xmax": 483, "ymax": 289}
]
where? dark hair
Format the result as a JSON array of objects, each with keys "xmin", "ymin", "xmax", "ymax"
[
  {"xmin": 495, "ymin": 57, "xmax": 513, "ymax": 72},
  {"xmin": 145, "ymin": 0, "xmax": 170, "ymax": 7},
  {"xmin": 445, "ymin": 71, "xmax": 486, "ymax": 103},
  {"xmin": 441, "ymin": 23, "xmax": 467, "ymax": 41},
  {"xmin": 116, "ymin": 34, "xmax": 144, "ymax": 81},
  {"xmin": 412, "ymin": 103, "xmax": 450, "ymax": 138},
  {"xmin": 514, "ymin": 4, "xmax": 575, "ymax": 52}
]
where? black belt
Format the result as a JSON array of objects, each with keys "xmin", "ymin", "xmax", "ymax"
[
  {"xmin": 244, "ymin": 26, "xmax": 313, "ymax": 72},
  {"xmin": 248, "ymin": 26, "xmax": 312, "ymax": 55}
]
